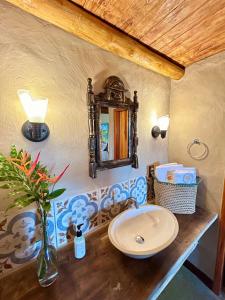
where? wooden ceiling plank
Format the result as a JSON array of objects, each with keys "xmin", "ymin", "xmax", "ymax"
[
  {"xmin": 83, "ymin": 0, "xmax": 134, "ymax": 29},
  {"xmin": 172, "ymin": 30, "xmax": 225, "ymax": 66},
  {"xmin": 152, "ymin": 0, "xmax": 225, "ymax": 54},
  {"xmin": 153, "ymin": 0, "xmax": 225, "ymax": 50},
  {"xmin": 73, "ymin": 0, "xmax": 148, "ymax": 31},
  {"xmin": 163, "ymin": 4, "xmax": 225, "ymax": 65},
  {"xmin": 141, "ymin": 0, "xmax": 207, "ymax": 46},
  {"xmin": 5, "ymin": 0, "xmax": 184, "ymax": 79},
  {"xmin": 72, "ymin": 0, "xmax": 86, "ymax": 6},
  {"xmin": 73, "ymin": 0, "xmax": 183, "ymax": 41},
  {"xmin": 124, "ymin": 0, "xmax": 183, "ymax": 39},
  {"xmin": 191, "ymin": 36, "xmax": 225, "ymax": 65},
  {"xmin": 72, "ymin": 0, "xmax": 225, "ymax": 66}
]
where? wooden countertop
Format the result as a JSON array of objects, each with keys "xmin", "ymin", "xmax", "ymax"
[{"xmin": 0, "ymin": 207, "xmax": 217, "ymax": 300}]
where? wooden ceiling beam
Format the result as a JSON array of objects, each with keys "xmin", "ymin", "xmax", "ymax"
[{"xmin": 5, "ymin": 0, "xmax": 184, "ymax": 80}]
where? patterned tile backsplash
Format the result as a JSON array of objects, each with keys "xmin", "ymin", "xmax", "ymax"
[
  {"xmin": 54, "ymin": 191, "xmax": 99, "ymax": 247},
  {"xmin": 0, "ymin": 176, "xmax": 147, "ymax": 276},
  {"xmin": 130, "ymin": 176, "xmax": 148, "ymax": 205}
]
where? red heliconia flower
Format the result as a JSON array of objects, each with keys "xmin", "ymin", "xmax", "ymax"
[
  {"xmin": 48, "ymin": 165, "xmax": 70, "ymax": 184},
  {"xmin": 11, "ymin": 162, "xmax": 28, "ymax": 174},
  {"xmin": 1, "ymin": 146, "xmax": 68, "ymax": 212},
  {"xmin": 10, "ymin": 151, "xmax": 40, "ymax": 177},
  {"xmin": 35, "ymin": 171, "xmax": 49, "ymax": 185},
  {"xmin": 9, "ymin": 149, "xmax": 69, "ymax": 186},
  {"xmin": 35, "ymin": 164, "xmax": 69, "ymax": 185},
  {"xmin": 27, "ymin": 152, "xmax": 40, "ymax": 176},
  {"xmin": 21, "ymin": 151, "xmax": 29, "ymax": 165}
]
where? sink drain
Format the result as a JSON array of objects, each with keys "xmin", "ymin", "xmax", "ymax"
[{"xmin": 135, "ymin": 235, "xmax": 145, "ymax": 244}]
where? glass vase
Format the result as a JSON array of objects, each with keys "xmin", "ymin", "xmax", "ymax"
[{"xmin": 37, "ymin": 208, "xmax": 58, "ymax": 287}]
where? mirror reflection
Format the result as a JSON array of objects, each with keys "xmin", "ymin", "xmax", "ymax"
[{"xmin": 100, "ymin": 107, "xmax": 129, "ymax": 161}]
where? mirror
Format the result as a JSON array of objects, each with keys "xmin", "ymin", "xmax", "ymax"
[
  {"xmin": 100, "ymin": 107, "xmax": 129, "ymax": 161},
  {"xmin": 87, "ymin": 76, "xmax": 139, "ymax": 178}
]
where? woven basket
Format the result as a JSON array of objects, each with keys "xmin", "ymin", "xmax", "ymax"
[{"xmin": 154, "ymin": 177, "xmax": 201, "ymax": 214}]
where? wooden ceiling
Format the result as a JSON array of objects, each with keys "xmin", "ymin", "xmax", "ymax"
[{"xmin": 72, "ymin": 0, "xmax": 225, "ymax": 67}]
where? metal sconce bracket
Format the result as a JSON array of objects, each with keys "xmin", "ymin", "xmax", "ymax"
[
  {"xmin": 22, "ymin": 121, "xmax": 49, "ymax": 142},
  {"xmin": 151, "ymin": 126, "xmax": 161, "ymax": 138},
  {"xmin": 151, "ymin": 126, "xmax": 167, "ymax": 139}
]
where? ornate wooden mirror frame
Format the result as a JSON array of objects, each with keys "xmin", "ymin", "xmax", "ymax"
[{"xmin": 87, "ymin": 76, "xmax": 139, "ymax": 178}]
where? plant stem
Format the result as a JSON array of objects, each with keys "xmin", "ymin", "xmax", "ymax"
[
  {"xmin": 36, "ymin": 201, "xmax": 48, "ymax": 252},
  {"xmin": 42, "ymin": 209, "xmax": 48, "ymax": 252}
]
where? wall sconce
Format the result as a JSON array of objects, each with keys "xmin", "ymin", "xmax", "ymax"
[
  {"xmin": 18, "ymin": 89, "xmax": 49, "ymax": 142},
  {"xmin": 151, "ymin": 115, "xmax": 170, "ymax": 139}
]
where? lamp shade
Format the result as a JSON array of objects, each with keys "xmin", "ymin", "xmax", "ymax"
[
  {"xmin": 18, "ymin": 89, "xmax": 48, "ymax": 123},
  {"xmin": 158, "ymin": 115, "xmax": 170, "ymax": 131}
]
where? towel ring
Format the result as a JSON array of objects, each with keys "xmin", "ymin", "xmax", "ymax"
[{"xmin": 187, "ymin": 139, "xmax": 209, "ymax": 160}]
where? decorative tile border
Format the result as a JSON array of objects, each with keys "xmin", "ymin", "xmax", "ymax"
[
  {"xmin": 98, "ymin": 181, "xmax": 129, "ymax": 223},
  {"xmin": 0, "ymin": 176, "xmax": 147, "ymax": 276},
  {"xmin": 0, "ymin": 204, "xmax": 57, "ymax": 275},
  {"xmin": 0, "ymin": 212, "xmax": 39, "ymax": 264},
  {"xmin": 54, "ymin": 191, "xmax": 98, "ymax": 247},
  {"xmin": 130, "ymin": 176, "xmax": 147, "ymax": 205},
  {"xmin": 0, "ymin": 209, "xmax": 40, "ymax": 275}
]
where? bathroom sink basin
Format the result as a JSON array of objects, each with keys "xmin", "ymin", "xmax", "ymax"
[{"xmin": 108, "ymin": 204, "xmax": 179, "ymax": 259}]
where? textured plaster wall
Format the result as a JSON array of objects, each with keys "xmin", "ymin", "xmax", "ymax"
[
  {"xmin": 0, "ymin": 1, "xmax": 170, "ymax": 211},
  {"xmin": 169, "ymin": 52, "xmax": 225, "ymax": 278}
]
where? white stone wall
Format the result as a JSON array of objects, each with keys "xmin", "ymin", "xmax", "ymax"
[
  {"xmin": 169, "ymin": 52, "xmax": 225, "ymax": 278},
  {"xmin": 0, "ymin": 0, "xmax": 170, "ymax": 210}
]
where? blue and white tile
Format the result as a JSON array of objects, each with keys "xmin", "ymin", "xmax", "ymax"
[
  {"xmin": 0, "ymin": 207, "xmax": 41, "ymax": 275},
  {"xmin": 54, "ymin": 191, "xmax": 98, "ymax": 248},
  {"xmin": 98, "ymin": 181, "xmax": 130, "ymax": 223},
  {"xmin": 130, "ymin": 176, "xmax": 147, "ymax": 205}
]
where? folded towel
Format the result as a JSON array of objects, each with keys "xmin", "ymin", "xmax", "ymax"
[
  {"xmin": 155, "ymin": 164, "xmax": 183, "ymax": 182},
  {"xmin": 167, "ymin": 168, "xmax": 197, "ymax": 184}
]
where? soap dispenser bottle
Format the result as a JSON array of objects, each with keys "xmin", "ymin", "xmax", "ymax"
[{"xmin": 74, "ymin": 223, "xmax": 86, "ymax": 259}]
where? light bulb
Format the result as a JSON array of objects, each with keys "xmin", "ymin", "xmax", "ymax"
[
  {"xmin": 18, "ymin": 89, "xmax": 48, "ymax": 123},
  {"xmin": 158, "ymin": 115, "xmax": 170, "ymax": 131}
]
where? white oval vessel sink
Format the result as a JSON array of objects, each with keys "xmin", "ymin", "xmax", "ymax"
[{"xmin": 108, "ymin": 204, "xmax": 179, "ymax": 259}]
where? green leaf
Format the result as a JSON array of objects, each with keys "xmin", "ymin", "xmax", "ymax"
[
  {"xmin": 13, "ymin": 195, "xmax": 35, "ymax": 208},
  {"xmin": 39, "ymin": 181, "xmax": 49, "ymax": 189},
  {"xmin": 41, "ymin": 201, "xmax": 51, "ymax": 213},
  {"xmin": 0, "ymin": 154, "xmax": 5, "ymax": 162},
  {"xmin": 0, "ymin": 184, "xmax": 10, "ymax": 189},
  {"xmin": 47, "ymin": 188, "xmax": 66, "ymax": 200},
  {"xmin": 17, "ymin": 149, "xmax": 23, "ymax": 160},
  {"xmin": 10, "ymin": 145, "xmax": 18, "ymax": 158},
  {"xmin": 0, "ymin": 177, "xmax": 7, "ymax": 182}
]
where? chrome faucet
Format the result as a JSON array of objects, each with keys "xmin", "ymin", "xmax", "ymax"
[{"xmin": 125, "ymin": 197, "xmax": 140, "ymax": 209}]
